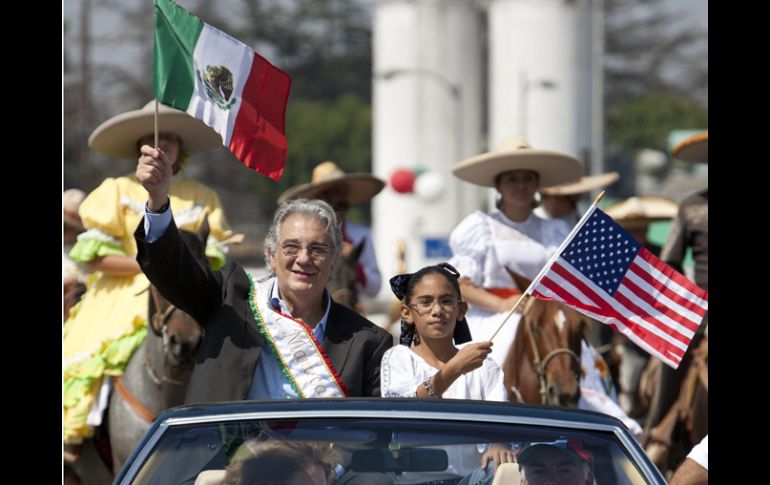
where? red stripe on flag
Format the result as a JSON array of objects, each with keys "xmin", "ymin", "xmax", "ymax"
[
  {"xmin": 537, "ymin": 272, "xmax": 686, "ymax": 361},
  {"xmin": 533, "ymin": 280, "xmax": 683, "ymax": 367},
  {"xmin": 627, "ymin": 261, "xmax": 707, "ymax": 318},
  {"xmin": 637, "ymin": 248, "xmax": 708, "ymax": 300},
  {"xmin": 229, "ymin": 53, "xmax": 291, "ymax": 181},
  {"xmin": 545, "ymin": 262, "xmax": 689, "ymax": 358},
  {"xmin": 613, "ymin": 289, "xmax": 692, "ymax": 347},
  {"xmin": 535, "ymin": 277, "xmax": 684, "ymax": 366},
  {"xmin": 548, "ymin": 261, "xmax": 693, "ymax": 345},
  {"xmin": 620, "ymin": 277, "xmax": 702, "ymax": 333}
]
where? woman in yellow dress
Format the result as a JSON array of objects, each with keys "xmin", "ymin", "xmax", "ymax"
[{"xmin": 63, "ymin": 101, "xmax": 233, "ymax": 447}]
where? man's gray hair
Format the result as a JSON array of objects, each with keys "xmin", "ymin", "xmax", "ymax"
[{"xmin": 264, "ymin": 198, "xmax": 343, "ymax": 274}]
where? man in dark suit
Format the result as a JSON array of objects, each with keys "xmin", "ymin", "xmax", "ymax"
[{"xmin": 134, "ymin": 142, "xmax": 392, "ymax": 403}]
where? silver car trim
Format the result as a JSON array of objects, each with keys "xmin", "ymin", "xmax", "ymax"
[{"xmin": 119, "ymin": 409, "xmax": 662, "ymax": 484}]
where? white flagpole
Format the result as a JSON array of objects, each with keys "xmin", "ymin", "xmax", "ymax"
[
  {"xmin": 154, "ymin": 99, "xmax": 159, "ymax": 148},
  {"xmin": 488, "ymin": 190, "xmax": 607, "ymax": 342}
]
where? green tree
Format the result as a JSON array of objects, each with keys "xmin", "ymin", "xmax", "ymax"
[
  {"xmin": 607, "ymin": 93, "xmax": 707, "ymax": 152},
  {"xmin": 244, "ymin": 94, "xmax": 373, "ymax": 222}
]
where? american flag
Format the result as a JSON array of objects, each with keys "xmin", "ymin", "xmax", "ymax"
[{"xmin": 530, "ymin": 207, "xmax": 708, "ymax": 369}]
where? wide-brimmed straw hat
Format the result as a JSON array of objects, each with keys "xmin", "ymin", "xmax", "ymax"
[
  {"xmin": 540, "ymin": 171, "xmax": 620, "ymax": 196},
  {"xmin": 452, "ymin": 134, "xmax": 583, "ymax": 188},
  {"xmin": 671, "ymin": 131, "xmax": 708, "ymax": 164},
  {"xmin": 88, "ymin": 100, "xmax": 223, "ymax": 160},
  {"xmin": 63, "ymin": 188, "xmax": 86, "ymax": 231},
  {"xmin": 604, "ymin": 196, "xmax": 678, "ymax": 229},
  {"xmin": 278, "ymin": 161, "xmax": 385, "ymax": 205}
]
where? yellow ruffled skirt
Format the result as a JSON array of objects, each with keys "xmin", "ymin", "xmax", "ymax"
[{"xmin": 63, "ymin": 271, "xmax": 150, "ymax": 444}]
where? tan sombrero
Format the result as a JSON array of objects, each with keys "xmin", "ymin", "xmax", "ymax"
[
  {"xmin": 63, "ymin": 188, "xmax": 86, "ymax": 231},
  {"xmin": 604, "ymin": 196, "xmax": 678, "ymax": 229},
  {"xmin": 278, "ymin": 161, "xmax": 385, "ymax": 205},
  {"xmin": 671, "ymin": 131, "xmax": 708, "ymax": 164},
  {"xmin": 452, "ymin": 134, "xmax": 583, "ymax": 188},
  {"xmin": 540, "ymin": 171, "xmax": 620, "ymax": 196},
  {"xmin": 88, "ymin": 100, "xmax": 223, "ymax": 160}
]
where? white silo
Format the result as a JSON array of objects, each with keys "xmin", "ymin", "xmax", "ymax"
[
  {"xmin": 372, "ymin": 0, "xmax": 484, "ymax": 301},
  {"xmin": 487, "ymin": 0, "xmax": 597, "ymax": 169}
]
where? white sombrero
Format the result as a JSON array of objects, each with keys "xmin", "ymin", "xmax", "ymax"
[
  {"xmin": 278, "ymin": 161, "xmax": 385, "ymax": 205},
  {"xmin": 671, "ymin": 131, "xmax": 708, "ymax": 164},
  {"xmin": 88, "ymin": 100, "xmax": 223, "ymax": 160},
  {"xmin": 452, "ymin": 134, "xmax": 583, "ymax": 188},
  {"xmin": 604, "ymin": 196, "xmax": 678, "ymax": 229},
  {"xmin": 540, "ymin": 171, "xmax": 620, "ymax": 196}
]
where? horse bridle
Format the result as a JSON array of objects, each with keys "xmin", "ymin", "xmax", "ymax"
[
  {"xmin": 523, "ymin": 314, "xmax": 583, "ymax": 405},
  {"xmin": 114, "ymin": 287, "xmax": 188, "ymax": 424},
  {"xmin": 145, "ymin": 287, "xmax": 186, "ymax": 386}
]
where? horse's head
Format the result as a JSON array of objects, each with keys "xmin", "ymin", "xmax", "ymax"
[
  {"xmin": 327, "ymin": 239, "xmax": 365, "ymax": 310},
  {"xmin": 149, "ymin": 286, "xmax": 202, "ymax": 367},
  {"xmin": 504, "ymin": 268, "xmax": 586, "ymax": 407},
  {"xmin": 147, "ymin": 223, "xmax": 209, "ymax": 367}
]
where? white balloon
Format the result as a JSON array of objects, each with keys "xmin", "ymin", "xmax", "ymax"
[{"xmin": 414, "ymin": 171, "xmax": 445, "ymax": 202}]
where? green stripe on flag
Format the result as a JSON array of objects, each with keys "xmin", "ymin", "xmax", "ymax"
[{"xmin": 154, "ymin": 0, "xmax": 204, "ymax": 109}]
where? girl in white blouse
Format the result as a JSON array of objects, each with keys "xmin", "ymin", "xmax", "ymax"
[
  {"xmin": 381, "ymin": 263, "xmax": 515, "ymax": 484},
  {"xmin": 381, "ymin": 263, "xmax": 505, "ymax": 401}
]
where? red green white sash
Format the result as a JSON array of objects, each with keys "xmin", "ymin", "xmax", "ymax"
[{"xmin": 248, "ymin": 277, "xmax": 348, "ymax": 397}]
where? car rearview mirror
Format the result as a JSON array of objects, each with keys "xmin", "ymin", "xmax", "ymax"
[{"xmin": 350, "ymin": 448, "xmax": 448, "ymax": 473}]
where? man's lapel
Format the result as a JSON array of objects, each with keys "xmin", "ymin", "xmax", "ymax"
[
  {"xmin": 323, "ymin": 303, "xmax": 354, "ymax": 376},
  {"xmin": 241, "ymin": 301, "xmax": 265, "ymax": 397}
]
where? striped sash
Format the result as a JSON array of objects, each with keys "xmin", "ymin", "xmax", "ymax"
[{"xmin": 248, "ymin": 278, "xmax": 348, "ymax": 397}]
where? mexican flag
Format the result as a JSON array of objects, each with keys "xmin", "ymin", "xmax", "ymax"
[{"xmin": 154, "ymin": 0, "xmax": 291, "ymax": 181}]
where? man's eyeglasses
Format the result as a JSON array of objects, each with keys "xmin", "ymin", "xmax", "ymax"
[
  {"xmin": 407, "ymin": 298, "xmax": 460, "ymax": 315},
  {"xmin": 279, "ymin": 242, "xmax": 331, "ymax": 261}
]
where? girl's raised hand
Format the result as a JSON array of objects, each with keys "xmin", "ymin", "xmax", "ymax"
[{"xmin": 448, "ymin": 341, "xmax": 493, "ymax": 375}]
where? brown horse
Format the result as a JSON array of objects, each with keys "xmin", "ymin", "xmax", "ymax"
[
  {"xmin": 501, "ymin": 268, "xmax": 588, "ymax": 407},
  {"xmin": 106, "ymin": 224, "xmax": 209, "ymax": 474}
]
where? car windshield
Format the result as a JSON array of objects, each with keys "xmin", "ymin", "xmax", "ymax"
[{"xmin": 129, "ymin": 415, "xmax": 650, "ymax": 485}]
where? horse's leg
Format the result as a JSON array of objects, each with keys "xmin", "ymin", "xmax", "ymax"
[
  {"xmin": 108, "ymin": 346, "xmax": 154, "ymax": 474},
  {"xmin": 685, "ymin": 341, "xmax": 708, "ymax": 445},
  {"xmin": 108, "ymin": 387, "xmax": 152, "ymax": 474},
  {"xmin": 63, "ymin": 464, "xmax": 81, "ymax": 485},
  {"xmin": 643, "ymin": 358, "xmax": 688, "ymax": 442},
  {"xmin": 616, "ymin": 338, "xmax": 649, "ymax": 417},
  {"xmin": 68, "ymin": 439, "xmax": 114, "ymax": 485},
  {"xmin": 688, "ymin": 381, "xmax": 708, "ymax": 445},
  {"xmin": 645, "ymin": 368, "xmax": 694, "ymax": 474}
]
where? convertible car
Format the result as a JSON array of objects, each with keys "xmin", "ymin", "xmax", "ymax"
[{"xmin": 114, "ymin": 398, "xmax": 663, "ymax": 484}]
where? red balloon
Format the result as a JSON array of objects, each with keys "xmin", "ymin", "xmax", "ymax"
[{"xmin": 390, "ymin": 168, "xmax": 416, "ymax": 194}]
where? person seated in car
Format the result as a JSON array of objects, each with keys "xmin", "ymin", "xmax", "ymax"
[
  {"xmin": 382, "ymin": 263, "xmax": 514, "ymax": 484},
  {"xmin": 516, "ymin": 439, "xmax": 594, "ymax": 485},
  {"xmin": 223, "ymin": 440, "xmax": 340, "ymax": 485}
]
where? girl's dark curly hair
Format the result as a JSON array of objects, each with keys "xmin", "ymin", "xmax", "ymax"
[{"xmin": 389, "ymin": 263, "xmax": 472, "ymax": 346}]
